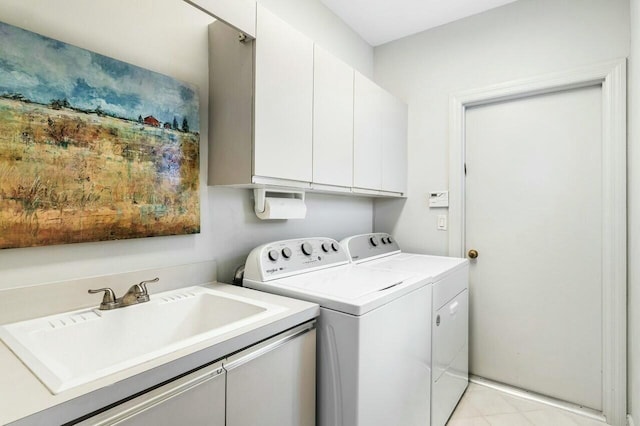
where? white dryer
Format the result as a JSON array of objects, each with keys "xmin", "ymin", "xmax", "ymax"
[
  {"xmin": 243, "ymin": 237, "xmax": 433, "ymax": 426},
  {"xmin": 341, "ymin": 233, "xmax": 469, "ymax": 426}
]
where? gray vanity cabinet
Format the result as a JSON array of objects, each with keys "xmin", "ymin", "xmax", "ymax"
[
  {"xmin": 77, "ymin": 322, "xmax": 316, "ymax": 426},
  {"xmin": 225, "ymin": 325, "xmax": 316, "ymax": 426},
  {"xmin": 78, "ymin": 362, "xmax": 226, "ymax": 426}
]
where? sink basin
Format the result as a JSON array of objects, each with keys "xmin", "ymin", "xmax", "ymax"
[{"xmin": 0, "ymin": 286, "xmax": 285, "ymax": 394}]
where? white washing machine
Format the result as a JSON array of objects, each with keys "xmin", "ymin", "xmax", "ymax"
[
  {"xmin": 243, "ymin": 237, "xmax": 433, "ymax": 426},
  {"xmin": 341, "ymin": 233, "xmax": 469, "ymax": 426}
]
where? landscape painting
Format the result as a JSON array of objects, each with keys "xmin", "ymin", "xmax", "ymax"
[{"xmin": 0, "ymin": 21, "xmax": 200, "ymax": 249}]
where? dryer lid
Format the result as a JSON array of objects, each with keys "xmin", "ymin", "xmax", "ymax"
[
  {"xmin": 362, "ymin": 253, "xmax": 468, "ymax": 281},
  {"xmin": 246, "ymin": 264, "xmax": 428, "ymax": 315}
]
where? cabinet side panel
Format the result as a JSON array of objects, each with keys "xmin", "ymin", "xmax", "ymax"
[
  {"xmin": 188, "ymin": 0, "xmax": 256, "ymax": 38},
  {"xmin": 208, "ymin": 21, "xmax": 253, "ymax": 185},
  {"xmin": 381, "ymin": 93, "xmax": 408, "ymax": 193}
]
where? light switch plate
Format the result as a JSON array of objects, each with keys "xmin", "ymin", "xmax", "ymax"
[{"xmin": 437, "ymin": 215, "xmax": 448, "ymax": 231}]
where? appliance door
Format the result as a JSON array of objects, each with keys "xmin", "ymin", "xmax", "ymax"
[
  {"xmin": 318, "ymin": 282, "xmax": 432, "ymax": 426},
  {"xmin": 432, "ymin": 288, "xmax": 469, "ymax": 426}
]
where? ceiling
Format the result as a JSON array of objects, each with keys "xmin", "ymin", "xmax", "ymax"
[{"xmin": 319, "ymin": 0, "xmax": 519, "ymax": 46}]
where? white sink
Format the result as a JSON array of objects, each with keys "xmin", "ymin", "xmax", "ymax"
[{"xmin": 0, "ymin": 286, "xmax": 285, "ymax": 394}]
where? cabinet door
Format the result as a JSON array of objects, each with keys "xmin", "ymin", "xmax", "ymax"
[
  {"xmin": 226, "ymin": 324, "xmax": 316, "ymax": 426},
  {"xmin": 78, "ymin": 363, "xmax": 225, "ymax": 426},
  {"xmin": 254, "ymin": 5, "xmax": 314, "ymax": 182},
  {"xmin": 353, "ymin": 72, "xmax": 383, "ymax": 190},
  {"xmin": 381, "ymin": 91, "xmax": 408, "ymax": 193},
  {"xmin": 313, "ymin": 45, "xmax": 354, "ymax": 188}
]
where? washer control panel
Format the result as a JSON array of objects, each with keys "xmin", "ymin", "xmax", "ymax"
[
  {"xmin": 341, "ymin": 233, "xmax": 401, "ymax": 263},
  {"xmin": 244, "ymin": 237, "xmax": 350, "ymax": 282}
]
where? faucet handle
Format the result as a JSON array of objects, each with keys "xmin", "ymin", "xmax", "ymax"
[
  {"xmin": 88, "ymin": 288, "xmax": 117, "ymax": 310},
  {"xmin": 138, "ymin": 277, "xmax": 159, "ymax": 296}
]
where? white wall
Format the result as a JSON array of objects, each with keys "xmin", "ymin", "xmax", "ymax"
[
  {"xmin": 629, "ymin": 0, "xmax": 639, "ymax": 422},
  {"xmin": 374, "ymin": 0, "xmax": 633, "ymax": 419},
  {"xmin": 373, "ymin": 0, "xmax": 630, "ymax": 256},
  {"xmin": 0, "ymin": 0, "xmax": 374, "ymax": 288}
]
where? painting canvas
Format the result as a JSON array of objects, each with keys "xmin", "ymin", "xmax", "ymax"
[{"xmin": 0, "ymin": 21, "xmax": 200, "ymax": 249}]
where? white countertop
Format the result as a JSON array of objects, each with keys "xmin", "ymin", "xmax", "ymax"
[{"xmin": 0, "ymin": 282, "xmax": 319, "ymax": 426}]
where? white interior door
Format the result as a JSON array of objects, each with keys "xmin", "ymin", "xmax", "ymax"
[{"xmin": 464, "ymin": 86, "xmax": 603, "ymax": 410}]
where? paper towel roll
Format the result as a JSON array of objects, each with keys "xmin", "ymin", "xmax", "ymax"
[{"xmin": 256, "ymin": 197, "xmax": 307, "ymax": 220}]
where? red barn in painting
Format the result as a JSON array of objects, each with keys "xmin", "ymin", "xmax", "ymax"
[{"xmin": 143, "ymin": 115, "xmax": 160, "ymax": 127}]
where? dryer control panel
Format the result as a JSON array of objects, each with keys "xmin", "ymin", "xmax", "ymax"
[
  {"xmin": 243, "ymin": 238, "xmax": 350, "ymax": 282},
  {"xmin": 340, "ymin": 233, "xmax": 401, "ymax": 263}
]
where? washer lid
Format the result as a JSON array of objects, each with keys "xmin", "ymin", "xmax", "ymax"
[{"xmin": 245, "ymin": 264, "xmax": 428, "ymax": 315}]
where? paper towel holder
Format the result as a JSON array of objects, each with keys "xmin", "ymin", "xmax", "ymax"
[{"xmin": 254, "ymin": 188, "xmax": 306, "ymax": 219}]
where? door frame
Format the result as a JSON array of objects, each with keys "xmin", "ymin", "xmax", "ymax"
[{"xmin": 448, "ymin": 59, "xmax": 627, "ymax": 425}]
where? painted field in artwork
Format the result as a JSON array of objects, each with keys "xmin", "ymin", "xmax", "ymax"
[{"xmin": 0, "ymin": 22, "xmax": 200, "ymax": 249}]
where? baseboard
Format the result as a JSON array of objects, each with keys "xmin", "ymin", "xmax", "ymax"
[
  {"xmin": 469, "ymin": 375, "xmax": 606, "ymax": 423},
  {"xmin": 629, "ymin": 414, "xmax": 635, "ymax": 426}
]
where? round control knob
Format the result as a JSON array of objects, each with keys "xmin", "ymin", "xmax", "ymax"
[
  {"xmin": 281, "ymin": 247, "xmax": 292, "ymax": 259},
  {"xmin": 331, "ymin": 242, "xmax": 339, "ymax": 252},
  {"xmin": 301, "ymin": 242, "xmax": 313, "ymax": 256},
  {"xmin": 387, "ymin": 237, "xmax": 393, "ymax": 244},
  {"xmin": 268, "ymin": 249, "xmax": 279, "ymax": 261},
  {"xmin": 369, "ymin": 236, "xmax": 378, "ymax": 247},
  {"xmin": 381, "ymin": 238, "xmax": 387, "ymax": 245},
  {"xmin": 321, "ymin": 242, "xmax": 330, "ymax": 253}
]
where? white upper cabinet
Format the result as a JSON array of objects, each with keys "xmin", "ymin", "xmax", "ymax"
[
  {"xmin": 312, "ymin": 45, "xmax": 354, "ymax": 188},
  {"xmin": 381, "ymin": 91, "xmax": 408, "ymax": 193},
  {"xmin": 353, "ymin": 72, "xmax": 383, "ymax": 191},
  {"xmin": 208, "ymin": 6, "xmax": 313, "ymax": 187},
  {"xmin": 353, "ymin": 72, "xmax": 407, "ymax": 194},
  {"xmin": 254, "ymin": 5, "xmax": 314, "ymax": 183},
  {"xmin": 208, "ymin": 8, "xmax": 406, "ymax": 196}
]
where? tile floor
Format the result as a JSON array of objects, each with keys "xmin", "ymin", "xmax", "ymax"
[{"xmin": 446, "ymin": 383, "xmax": 608, "ymax": 426}]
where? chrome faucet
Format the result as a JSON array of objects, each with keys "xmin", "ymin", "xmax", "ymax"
[{"xmin": 88, "ymin": 278, "xmax": 159, "ymax": 310}]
